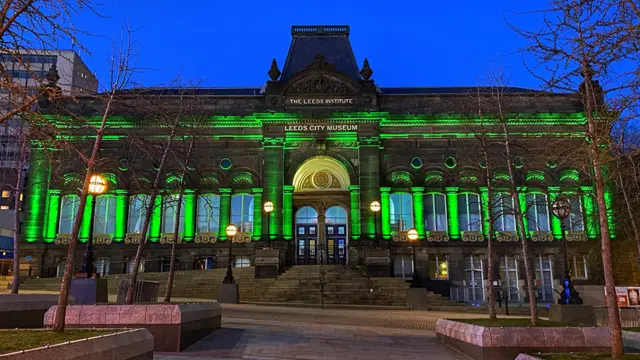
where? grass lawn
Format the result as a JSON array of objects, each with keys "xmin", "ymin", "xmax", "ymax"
[
  {"xmin": 447, "ymin": 318, "xmax": 580, "ymax": 327},
  {"xmin": 538, "ymin": 354, "xmax": 640, "ymax": 359},
  {"xmin": 0, "ymin": 329, "xmax": 117, "ymax": 354}
]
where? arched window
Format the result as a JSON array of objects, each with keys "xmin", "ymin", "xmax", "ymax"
[
  {"xmin": 564, "ymin": 195, "xmax": 584, "ymax": 231},
  {"xmin": 458, "ymin": 193, "xmax": 482, "ymax": 232},
  {"xmin": 59, "ymin": 195, "xmax": 80, "ymax": 234},
  {"xmin": 296, "ymin": 206, "xmax": 318, "ymax": 224},
  {"xmin": 325, "ymin": 206, "xmax": 347, "ymax": 224},
  {"xmin": 389, "ymin": 193, "xmax": 413, "ymax": 232},
  {"xmin": 197, "ymin": 194, "xmax": 220, "ymax": 233},
  {"xmin": 424, "ymin": 193, "xmax": 447, "ymax": 232},
  {"xmin": 162, "ymin": 195, "xmax": 185, "ymax": 234},
  {"xmin": 127, "ymin": 195, "xmax": 150, "ymax": 234},
  {"xmin": 492, "ymin": 194, "xmax": 515, "ymax": 232},
  {"xmin": 93, "ymin": 195, "xmax": 116, "ymax": 234},
  {"xmin": 526, "ymin": 193, "xmax": 550, "ymax": 232},
  {"xmin": 231, "ymin": 194, "xmax": 254, "ymax": 232}
]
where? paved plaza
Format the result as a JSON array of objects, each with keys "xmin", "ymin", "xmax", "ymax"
[{"xmin": 154, "ymin": 304, "xmax": 476, "ymax": 360}]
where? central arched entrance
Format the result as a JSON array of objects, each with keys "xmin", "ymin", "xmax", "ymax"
[{"xmin": 292, "ymin": 156, "xmax": 351, "ymax": 265}]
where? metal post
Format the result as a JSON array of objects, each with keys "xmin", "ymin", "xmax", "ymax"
[
  {"xmin": 223, "ymin": 234, "xmax": 235, "ymax": 284},
  {"xmin": 411, "ymin": 241, "xmax": 419, "ymax": 287},
  {"xmin": 266, "ymin": 211, "xmax": 271, "ymax": 249},
  {"xmin": 80, "ymin": 195, "xmax": 97, "ymax": 278},
  {"xmin": 374, "ymin": 212, "xmax": 380, "ymax": 248},
  {"xmin": 559, "ymin": 221, "xmax": 582, "ymax": 304}
]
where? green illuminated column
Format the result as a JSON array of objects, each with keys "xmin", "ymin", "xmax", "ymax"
[
  {"xmin": 43, "ymin": 189, "xmax": 60, "ymax": 242},
  {"xmin": 445, "ymin": 187, "xmax": 459, "ymax": 239},
  {"xmin": 480, "ymin": 187, "xmax": 490, "ymax": 238},
  {"xmin": 183, "ymin": 189, "xmax": 196, "ymax": 241},
  {"xmin": 349, "ymin": 185, "xmax": 361, "ymax": 239},
  {"xmin": 114, "ymin": 190, "xmax": 127, "ymax": 242},
  {"xmin": 80, "ymin": 195, "xmax": 93, "ymax": 243},
  {"xmin": 218, "ymin": 188, "xmax": 232, "ymax": 241},
  {"xmin": 149, "ymin": 195, "xmax": 162, "ymax": 242},
  {"xmin": 380, "ymin": 187, "xmax": 391, "ymax": 239},
  {"xmin": 518, "ymin": 188, "xmax": 528, "ymax": 238},
  {"xmin": 264, "ymin": 140, "xmax": 284, "ymax": 239},
  {"xmin": 358, "ymin": 137, "xmax": 381, "ymax": 240},
  {"xmin": 548, "ymin": 186, "xmax": 562, "ymax": 239},
  {"xmin": 580, "ymin": 186, "xmax": 596, "ymax": 239},
  {"xmin": 283, "ymin": 186, "xmax": 294, "ymax": 240},
  {"xmin": 411, "ymin": 187, "xmax": 425, "ymax": 237},
  {"xmin": 24, "ymin": 147, "xmax": 50, "ymax": 242},
  {"xmin": 604, "ymin": 184, "xmax": 615, "ymax": 237},
  {"xmin": 252, "ymin": 188, "xmax": 263, "ymax": 241}
]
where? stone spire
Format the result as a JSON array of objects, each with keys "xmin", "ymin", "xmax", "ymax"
[
  {"xmin": 359, "ymin": 58, "xmax": 373, "ymax": 81},
  {"xmin": 268, "ymin": 58, "xmax": 281, "ymax": 83}
]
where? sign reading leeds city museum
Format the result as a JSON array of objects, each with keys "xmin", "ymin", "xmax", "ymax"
[
  {"xmin": 284, "ymin": 124, "xmax": 358, "ymax": 132},
  {"xmin": 285, "ymin": 97, "xmax": 355, "ymax": 106}
]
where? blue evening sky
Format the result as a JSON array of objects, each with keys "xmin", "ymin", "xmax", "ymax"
[{"xmin": 69, "ymin": 0, "xmax": 551, "ymax": 90}]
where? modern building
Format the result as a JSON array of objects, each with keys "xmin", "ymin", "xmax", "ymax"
[{"xmin": 20, "ymin": 26, "xmax": 610, "ymax": 304}]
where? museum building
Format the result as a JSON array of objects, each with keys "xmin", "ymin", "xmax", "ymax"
[{"xmin": 20, "ymin": 26, "xmax": 611, "ymax": 304}]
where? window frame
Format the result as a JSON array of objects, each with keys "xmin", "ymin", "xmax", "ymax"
[
  {"xmin": 197, "ymin": 193, "xmax": 221, "ymax": 234},
  {"xmin": 526, "ymin": 193, "xmax": 551, "ymax": 232},
  {"xmin": 492, "ymin": 193, "xmax": 516, "ymax": 232},
  {"xmin": 424, "ymin": 192, "xmax": 448, "ymax": 232},
  {"xmin": 389, "ymin": 192, "xmax": 413, "ymax": 232},
  {"xmin": 162, "ymin": 194, "xmax": 186, "ymax": 234},
  {"xmin": 231, "ymin": 194, "xmax": 254, "ymax": 233},
  {"xmin": 93, "ymin": 195, "xmax": 117, "ymax": 235},
  {"xmin": 127, "ymin": 194, "xmax": 150, "ymax": 234},
  {"xmin": 458, "ymin": 192, "xmax": 482, "ymax": 232},
  {"xmin": 59, "ymin": 195, "xmax": 80, "ymax": 234}
]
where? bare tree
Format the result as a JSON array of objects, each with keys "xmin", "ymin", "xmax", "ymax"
[{"xmin": 51, "ymin": 26, "xmax": 136, "ymax": 332}]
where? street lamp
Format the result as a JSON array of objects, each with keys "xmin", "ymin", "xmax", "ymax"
[
  {"xmin": 80, "ymin": 174, "xmax": 107, "ymax": 278},
  {"xmin": 263, "ymin": 201, "xmax": 274, "ymax": 248},
  {"xmin": 407, "ymin": 228, "xmax": 420, "ymax": 287},
  {"xmin": 370, "ymin": 200, "xmax": 381, "ymax": 248},
  {"xmin": 223, "ymin": 224, "xmax": 238, "ymax": 284},
  {"xmin": 551, "ymin": 196, "xmax": 583, "ymax": 305}
]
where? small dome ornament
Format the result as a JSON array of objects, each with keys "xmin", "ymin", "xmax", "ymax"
[
  {"xmin": 360, "ymin": 58, "xmax": 373, "ymax": 81},
  {"xmin": 268, "ymin": 58, "xmax": 281, "ymax": 82}
]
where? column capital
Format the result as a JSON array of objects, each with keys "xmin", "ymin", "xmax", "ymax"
[
  {"xmin": 49, "ymin": 189, "xmax": 61, "ymax": 195},
  {"xmin": 283, "ymin": 185, "xmax": 294, "ymax": 193},
  {"xmin": 579, "ymin": 186, "xmax": 594, "ymax": 192},
  {"xmin": 445, "ymin": 186, "xmax": 459, "ymax": 193},
  {"xmin": 348, "ymin": 185, "xmax": 360, "ymax": 192},
  {"xmin": 411, "ymin": 186, "xmax": 425, "ymax": 193},
  {"xmin": 184, "ymin": 189, "xmax": 196, "ymax": 194},
  {"xmin": 115, "ymin": 189, "xmax": 128, "ymax": 195},
  {"xmin": 219, "ymin": 188, "xmax": 232, "ymax": 194},
  {"xmin": 548, "ymin": 186, "xmax": 561, "ymax": 192},
  {"xmin": 380, "ymin": 187, "xmax": 391, "ymax": 194},
  {"xmin": 251, "ymin": 187, "xmax": 264, "ymax": 194}
]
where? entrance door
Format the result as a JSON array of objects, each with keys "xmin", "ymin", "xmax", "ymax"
[
  {"xmin": 296, "ymin": 224, "xmax": 317, "ymax": 265},
  {"xmin": 326, "ymin": 224, "xmax": 347, "ymax": 265}
]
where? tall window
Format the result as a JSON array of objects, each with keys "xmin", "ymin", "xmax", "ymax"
[
  {"xmin": 389, "ymin": 193, "xmax": 413, "ymax": 232},
  {"xmin": 162, "ymin": 195, "xmax": 185, "ymax": 234},
  {"xmin": 464, "ymin": 255, "xmax": 484, "ymax": 301},
  {"xmin": 93, "ymin": 196, "xmax": 116, "ymax": 234},
  {"xmin": 428, "ymin": 254, "xmax": 449, "ymax": 280},
  {"xmin": 394, "ymin": 255, "xmax": 413, "ymax": 280},
  {"xmin": 425, "ymin": 193, "xmax": 447, "ymax": 232},
  {"xmin": 458, "ymin": 193, "xmax": 482, "ymax": 232},
  {"xmin": 535, "ymin": 255, "xmax": 554, "ymax": 301},
  {"xmin": 325, "ymin": 206, "xmax": 347, "ymax": 224},
  {"xmin": 492, "ymin": 194, "xmax": 516, "ymax": 232},
  {"xmin": 526, "ymin": 193, "xmax": 550, "ymax": 232},
  {"xmin": 127, "ymin": 195, "xmax": 150, "ymax": 234},
  {"xmin": 59, "ymin": 195, "xmax": 80, "ymax": 234},
  {"xmin": 570, "ymin": 255, "xmax": 588, "ymax": 280},
  {"xmin": 500, "ymin": 256, "xmax": 519, "ymax": 301},
  {"xmin": 197, "ymin": 194, "xmax": 220, "ymax": 233},
  {"xmin": 95, "ymin": 257, "xmax": 110, "ymax": 277},
  {"xmin": 296, "ymin": 206, "xmax": 318, "ymax": 224},
  {"xmin": 231, "ymin": 194, "xmax": 254, "ymax": 233},
  {"xmin": 564, "ymin": 195, "xmax": 584, "ymax": 231}
]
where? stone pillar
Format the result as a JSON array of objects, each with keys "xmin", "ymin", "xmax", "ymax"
[
  {"xmin": 518, "ymin": 187, "xmax": 529, "ymax": 238},
  {"xmin": 480, "ymin": 187, "xmax": 490, "ymax": 238},
  {"xmin": 282, "ymin": 186, "xmax": 294, "ymax": 241},
  {"xmin": 548, "ymin": 186, "xmax": 562, "ymax": 240},
  {"xmin": 24, "ymin": 147, "xmax": 50, "ymax": 243},
  {"xmin": 114, "ymin": 190, "xmax": 127, "ymax": 242},
  {"xmin": 412, "ymin": 187, "xmax": 425, "ymax": 237},
  {"xmin": 183, "ymin": 189, "xmax": 196, "ymax": 242},
  {"xmin": 318, "ymin": 213, "xmax": 326, "ymax": 264},
  {"xmin": 349, "ymin": 185, "xmax": 361, "ymax": 239},
  {"xmin": 43, "ymin": 189, "xmax": 60, "ymax": 242},
  {"xmin": 263, "ymin": 140, "xmax": 284, "ymax": 239},
  {"xmin": 445, "ymin": 187, "xmax": 459, "ymax": 240},
  {"xmin": 148, "ymin": 196, "xmax": 162, "ymax": 242},
  {"xmin": 358, "ymin": 137, "xmax": 381, "ymax": 241},
  {"xmin": 80, "ymin": 195, "xmax": 93, "ymax": 242},
  {"xmin": 252, "ymin": 188, "xmax": 263, "ymax": 241},
  {"xmin": 380, "ymin": 187, "xmax": 391, "ymax": 239},
  {"xmin": 218, "ymin": 188, "xmax": 232, "ymax": 240},
  {"xmin": 580, "ymin": 186, "xmax": 597, "ymax": 239}
]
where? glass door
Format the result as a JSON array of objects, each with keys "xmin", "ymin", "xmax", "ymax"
[{"xmin": 296, "ymin": 224, "xmax": 317, "ymax": 265}]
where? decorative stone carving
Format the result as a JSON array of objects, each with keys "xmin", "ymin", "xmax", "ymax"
[
  {"xmin": 288, "ymin": 74, "xmax": 356, "ymax": 94},
  {"xmin": 427, "ymin": 231, "xmax": 450, "ymax": 242},
  {"xmin": 359, "ymin": 57, "xmax": 373, "ymax": 81},
  {"xmin": 262, "ymin": 137, "xmax": 284, "ymax": 147},
  {"xmin": 461, "ymin": 231, "xmax": 484, "ymax": 242},
  {"xmin": 268, "ymin": 58, "xmax": 281, "ymax": 82},
  {"xmin": 358, "ymin": 136, "xmax": 380, "ymax": 146},
  {"xmin": 54, "ymin": 234, "xmax": 71, "ymax": 245},
  {"xmin": 194, "ymin": 233, "xmax": 218, "ymax": 244},
  {"xmin": 159, "ymin": 234, "xmax": 183, "ymax": 244},
  {"xmin": 327, "ymin": 139, "xmax": 359, "ymax": 148},
  {"xmin": 496, "ymin": 231, "xmax": 518, "ymax": 242},
  {"xmin": 566, "ymin": 231, "xmax": 587, "ymax": 242},
  {"xmin": 93, "ymin": 235, "xmax": 113, "ymax": 245},
  {"xmin": 232, "ymin": 232, "xmax": 252, "ymax": 243},
  {"xmin": 532, "ymin": 231, "xmax": 554, "ymax": 242},
  {"xmin": 306, "ymin": 53, "xmax": 336, "ymax": 71},
  {"xmin": 124, "ymin": 233, "xmax": 141, "ymax": 244}
]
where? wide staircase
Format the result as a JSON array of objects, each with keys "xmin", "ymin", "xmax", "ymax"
[{"xmin": 16, "ymin": 265, "xmax": 461, "ymax": 308}]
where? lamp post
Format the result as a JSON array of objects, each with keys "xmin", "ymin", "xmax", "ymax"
[
  {"xmin": 407, "ymin": 228, "xmax": 419, "ymax": 287},
  {"xmin": 370, "ymin": 201, "xmax": 381, "ymax": 248},
  {"xmin": 263, "ymin": 201, "xmax": 274, "ymax": 248},
  {"xmin": 223, "ymin": 224, "xmax": 237, "ymax": 284},
  {"xmin": 80, "ymin": 174, "xmax": 107, "ymax": 278},
  {"xmin": 551, "ymin": 196, "xmax": 583, "ymax": 305}
]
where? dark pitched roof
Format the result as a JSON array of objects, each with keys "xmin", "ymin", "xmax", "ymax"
[
  {"xmin": 379, "ymin": 86, "xmax": 543, "ymax": 95},
  {"xmin": 280, "ymin": 25, "xmax": 361, "ymax": 82},
  {"xmin": 114, "ymin": 87, "xmax": 263, "ymax": 96}
]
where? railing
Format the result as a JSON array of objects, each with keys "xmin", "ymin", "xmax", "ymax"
[
  {"xmin": 450, "ymin": 285, "xmax": 556, "ymax": 305},
  {"xmin": 594, "ymin": 306, "xmax": 640, "ymax": 327}
]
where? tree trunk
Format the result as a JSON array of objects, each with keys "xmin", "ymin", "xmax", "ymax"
[
  {"xmin": 10, "ymin": 134, "xmax": 27, "ymax": 294},
  {"xmin": 501, "ymin": 121, "xmax": 538, "ymax": 326},
  {"xmin": 617, "ymin": 161, "xmax": 640, "ymax": 269},
  {"xmin": 164, "ymin": 189, "xmax": 184, "ymax": 303},
  {"xmin": 51, "ymin": 96, "xmax": 114, "ymax": 332},
  {"xmin": 482, "ymin": 151, "xmax": 497, "ymax": 320}
]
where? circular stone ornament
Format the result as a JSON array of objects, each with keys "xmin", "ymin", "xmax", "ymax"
[
  {"xmin": 312, "ymin": 171, "xmax": 330, "ymax": 188},
  {"xmin": 445, "ymin": 156, "xmax": 457, "ymax": 169},
  {"xmin": 410, "ymin": 157, "xmax": 424, "ymax": 169},
  {"xmin": 220, "ymin": 158, "xmax": 233, "ymax": 171}
]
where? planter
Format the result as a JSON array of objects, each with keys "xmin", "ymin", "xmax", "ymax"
[
  {"xmin": 0, "ymin": 328, "xmax": 153, "ymax": 360},
  {"xmin": 0, "ymin": 294, "xmax": 69, "ymax": 329},
  {"xmin": 436, "ymin": 319, "xmax": 610, "ymax": 360},
  {"xmin": 44, "ymin": 303, "xmax": 221, "ymax": 352}
]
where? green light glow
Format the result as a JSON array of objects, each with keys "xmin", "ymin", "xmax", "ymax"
[
  {"xmin": 43, "ymin": 190, "xmax": 60, "ymax": 242},
  {"xmin": 349, "ymin": 185, "xmax": 361, "ymax": 239},
  {"xmin": 548, "ymin": 187, "xmax": 562, "ymax": 239},
  {"xmin": 580, "ymin": 188, "xmax": 597, "ymax": 239},
  {"xmin": 218, "ymin": 188, "xmax": 231, "ymax": 240},
  {"xmin": 24, "ymin": 148, "xmax": 50, "ymax": 242},
  {"xmin": 283, "ymin": 186, "xmax": 294, "ymax": 240},
  {"xmin": 445, "ymin": 187, "xmax": 459, "ymax": 239},
  {"xmin": 559, "ymin": 169, "xmax": 580, "ymax": 183},
  {"xmin": 381, "ymin": 187, "xmax": 391, "ymax": 239},
  {"xmin": 183, "ymin": 190, "xmax": 196, "ymax": 241},
  {"xmin": 525, "ymin": 170, "xmax": 546, "ymax": 183},
  {"xmin": 518, "ymin": 190, "xmax": 528, "ymax": 238},
  {"xmin": 114, "ymin": 190, "xmax": 127, "ymax": 242},
  {"xmin": 264, "ymin": 146, "xmax": 284, "ymax": 239},
  {"xmin": 480, "ymin": 188, "xmax": 490, "ymax": 237},
  {"xmin": 412, "ymin": 187, "xmax": 425, "ymax": 237},
  {"xmin": 252, "ymin": 188, "xmax": 263, "ymax": 241},
  {"xmin": 80, "ymin": 195, "xmax": 93, "ymax": 242},
  {"xmin": 149, "ymin": 196, "xmax": 162, "ymax": 242},
  {"xmin": 604, "ymin": 185, "xmax": 615, "ymax": 237}
]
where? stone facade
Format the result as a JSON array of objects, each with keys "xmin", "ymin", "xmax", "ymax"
[{"xmin": 19, "ymin": 25, "xmax": 607, "ymax": 304}]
